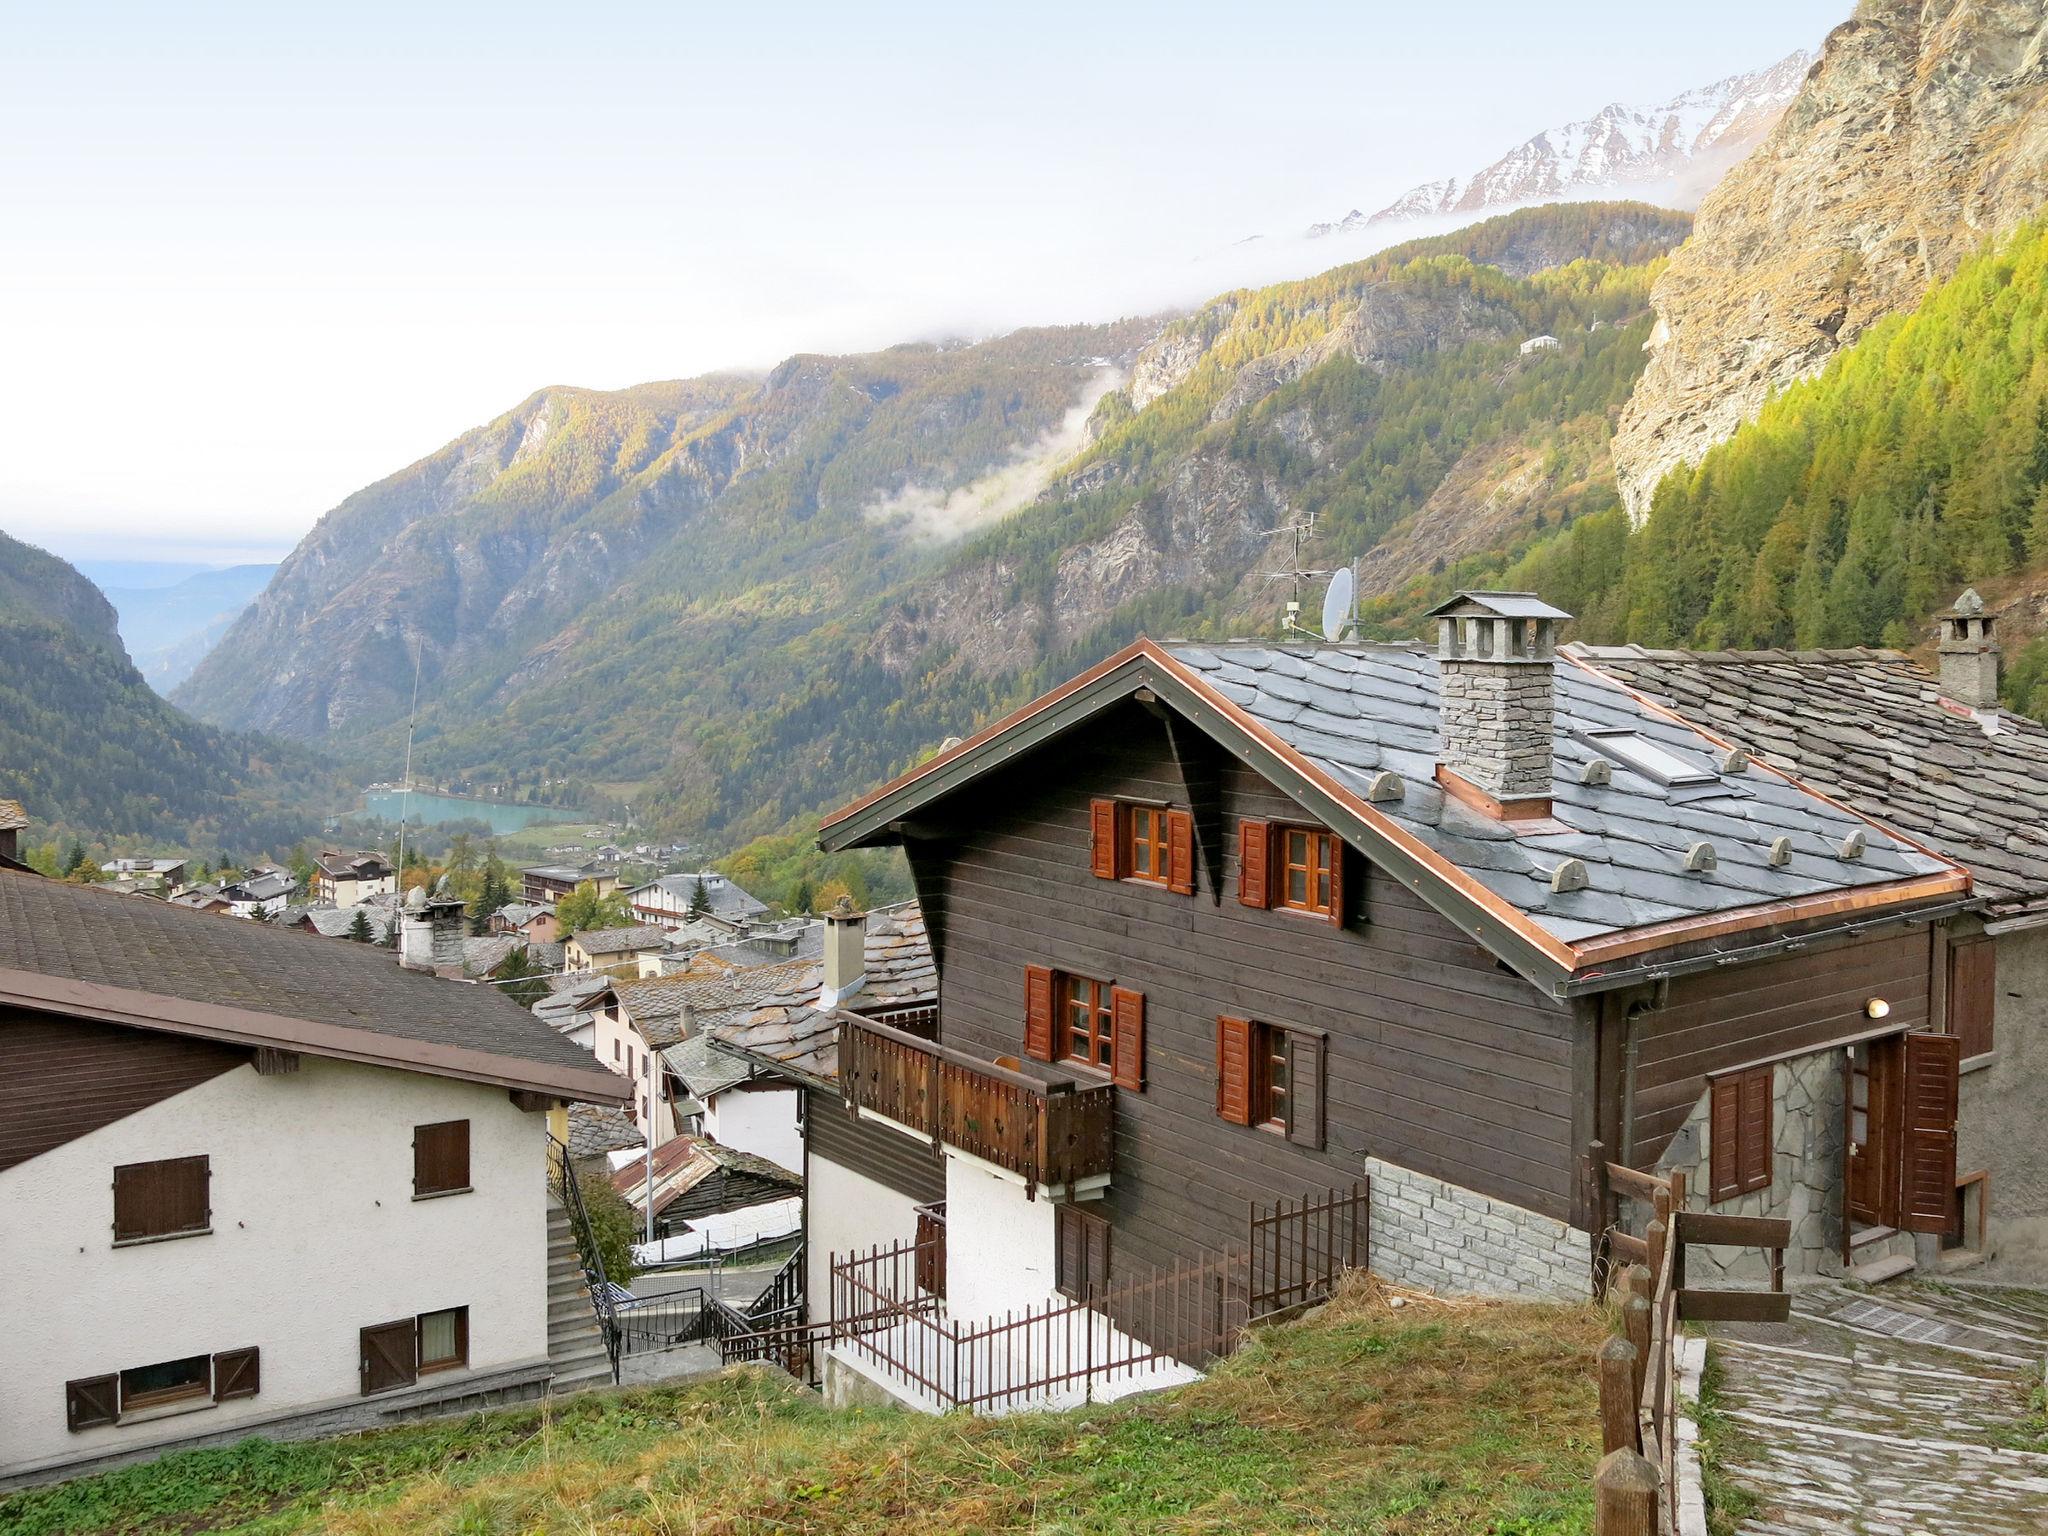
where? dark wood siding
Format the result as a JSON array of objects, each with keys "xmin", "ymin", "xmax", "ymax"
[
  {"xmin": 0, "ymin": 1007, "xmax": 249, "ymax": 1172},
  {"xmin": 913, "ymin": 702, "xmax": 1581, "ymax": 1283},
  {"xmin": 1626, "ymin": 927, "xmax": 1933, "ymax": 1166},
  {"xmin": 804, "ymin": 1085, "xmax": 946, "ymax": 1204}
]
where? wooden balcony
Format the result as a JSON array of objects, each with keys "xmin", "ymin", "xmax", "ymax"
[{"xmin": 837, "ymin": 1013, "xmax": 1115, "ymax": 1190}]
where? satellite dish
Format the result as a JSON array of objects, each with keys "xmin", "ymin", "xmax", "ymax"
[{"xmin": 1320, "ymin": 567, "xmax": 1355, "ymax": 642}]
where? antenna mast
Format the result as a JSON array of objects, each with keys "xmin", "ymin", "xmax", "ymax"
[
  {"xmin": 394, "ymin": 635, "xmax": 423, "ymax": 889},
  {"xmin": 1259, "ymin": 511, "xmax": 1354, "ymax": 641}
]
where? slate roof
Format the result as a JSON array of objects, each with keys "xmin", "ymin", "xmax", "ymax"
[
  {"xmin": 711, "ymin": 905, "xmax": 935, "ymax": 1085},
  {"xmin": 571, "ymin": 924, "xmax": 670, "ymax": 956},
  {"xmin": 316, "ymin": 849, "xmax": 392, "ymax": 878},
  {"xmin": 0, "ymin": 800, "xmax": 27, "ymax": 832},
  {"xmin": 1573, "ymin": 645, "xmax": 2048, "ymax": 913},
  {"xmin": 568, "ymin": 1101, "xmax": 644, "ymax": 1160},
  {"xmin": 697, "ymin": 921, "xmax": 825, "ymax": 970},
  {"xmin": 462, "ymin": 935, "xmax": 523, "ymax": 976},
  {"xmin": 615, "ymin": 958, "xmax": 815, "ymax": 1050},
  {"xmin": 0, "ymin": 868, "xmax": 622, "ymax": 1099},
  {"xmin": 630, "ymin": 872, "xmax": 770, "ymax": 922},
  {"xmin": 495, "ymin": 902, "xmax": 552, "ymax": 928},
  {"xmin": 663, "ymin": 1032, "xmax": 753, "ymax": 1100},
  {"xmin": 303, "ymin": 902, "xmax": 399, "ymax": 942}
]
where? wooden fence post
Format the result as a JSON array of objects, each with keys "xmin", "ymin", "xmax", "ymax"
[
  {"xmin": 1622, "ymin": 1290, "xmax": 1652, "ymax": 1410},
  {"xmin": 1597, "ymin": 1334, "xmax": 1640, "ymax": 1455},
  {"xmin": 1595, "ymin": 1447, "xmax": 1658, "ymax": 1536}
]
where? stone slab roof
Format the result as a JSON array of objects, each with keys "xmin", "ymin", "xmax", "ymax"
[
  {"xmin": 1571, "ymin": 644, "xmax": 2048, "ymax": 912},
  {"xmin": 0, "ymin": 868, "xmax": 621, "ymax": 1100},
  {"xmin": 1169, "ymin": 643, "xmax": 1957, "ymax": 947},
  {"xmin": 630, "ymin": 872, "xmax": 769, "ymax": 922},
  {"xmin": 568, "ymin": 1101, "xmax": 644, "ymax": 1160},
  {"xmin": 570, "ymin": 924, "xmax": 669, "ymax": 956},
  {"xmin": 662, "ymin": 1032, "xmax": 753, "ymax": 1100},
  {"xmin": 0, "ymin": 800, "xmax": 27, "ymax": 832}
]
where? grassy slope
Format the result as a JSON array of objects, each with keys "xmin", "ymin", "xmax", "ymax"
[{"xmin": 0, "ymin": 1283, "xmax": 1605, "ymax": 1536}]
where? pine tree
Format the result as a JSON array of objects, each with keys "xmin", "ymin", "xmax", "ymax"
[
  {"xmin": 688, "ymin": 879, "xmax": 711, "ymax": 918},
  {"xmin": 348, "ymin": 909, "xmax": 374, "ymax": 943}
]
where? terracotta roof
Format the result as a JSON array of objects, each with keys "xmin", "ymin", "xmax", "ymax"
[
  {"xmin": 1572, "ymin": 644, "xmax": 2048, "ymax": 914},
  {"xmin": 0, "ymin": 868, "xmax": 625, "ymax": 1103}
]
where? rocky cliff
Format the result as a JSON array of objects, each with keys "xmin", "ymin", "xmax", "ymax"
[{"xmin": 1613, "ymin": 0, "xmax": 2048, "ymax": 519}]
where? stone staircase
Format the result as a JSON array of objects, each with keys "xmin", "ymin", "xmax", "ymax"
[{"xmin": 547, "ymin": 1201, "xmax": 615, "ymax": 1394}]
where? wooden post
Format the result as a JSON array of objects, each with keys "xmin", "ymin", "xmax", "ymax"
[
  {"xmin": 1595, "ymin": 1447, "xmax": 1659, "ymax": 1536},
  {"xmin": 1598, "ymin": 1334, "xmax": 1640, "ymax": 1454},
  {"xmin": 1623, "ymin": 1292, "xmax": 1652, "ymax": 1410}
]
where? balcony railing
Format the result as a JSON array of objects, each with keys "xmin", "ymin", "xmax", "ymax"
[{"xmin": 838, "ymin": 1013, "xmax": 1115, "ymax": 1190}]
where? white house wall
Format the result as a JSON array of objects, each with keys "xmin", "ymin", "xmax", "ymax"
[
  {"xmin": 942, "ymin": 1154, "xmax": 1060, "ymax": 1321},
  {"xmin": 0, "ymin": 1056, "xmax": 548, "ymax": 1477},
  {"xmin": 587, "ymin": 1003, "xmax": 666, "ymax": 1149},
  {"xmin": 704, "ymin": 1086, "xmax": 802, "ymax": 1175},
  {"xmin": 806, "ymin": 1151, "xmax": 925, "ymax": 1322}
]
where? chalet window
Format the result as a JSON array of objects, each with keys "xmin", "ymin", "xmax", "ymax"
[
  {"xmin": 212, "ymin": 1346, "xmax": 261, "ymax": 1402},
  {"xmin": 413, "ymin": 1120, "xmax": 471, "ymax": 1198},
  {"xmin": 360, "ymin": 1306, "xmax": 468, "ymax": 1395},
  {"xmin": 1708, "ymin": 1065, "xmax": 1774, "ymax": 1203},
  {"xmin": 1090, "ymin": 799, "xmax": 1195, "ymax": 895},
  {"xmin": 65, "ymin": 1347, "xmax": 261, "ymax": 1431},
  {"xmin": 65, "ymin": 1375, "xmax": 120, "ymax": 1432},
  {"xmin": 1055, "ymin": 1203, "xmax": 1111, "ymax": 1300},
  {"xmin": 1023, "ymin": 965, "xmax": 1143, "ymax": 1090},
  {"xmin": 1217, "ymin": 1017, "xmax": 1326, "ymax": 1149},
  {"xmin": 418, "ymin": 1307, "xmax": 469, "ymax": 1373},
  {"xmin": 112, "ymin": 1155, "xmax": 210, "ymax": 1244},
  {"xmin": 1238, "ymin": 820, "xmax": 1346, "ymax": 926},
  {"xmin": 1948, "ymin": 939, "xmax": 1996, "ymax": 1060},
  {"xmin": 119, "ymin": 1354, "xmax": 211, "ymax": 1411}
]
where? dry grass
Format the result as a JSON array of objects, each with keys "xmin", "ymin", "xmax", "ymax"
[{"xmin": 1, "ymin": 1275, "xmax": 1608, "ymax": 1536}]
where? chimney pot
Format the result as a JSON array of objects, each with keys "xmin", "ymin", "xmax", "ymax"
[
  {"xmin": 821, "ymin": 899, "xmax": 867, "ymax": 1008},
  {"xmin": 1936, "ymin": 588, "xmax": 2001, "ymax": 710}
]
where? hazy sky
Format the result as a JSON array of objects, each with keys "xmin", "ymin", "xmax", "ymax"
[{"xmin": 1, "ymin": 0, "xmax": 1846, "ymax": 564}]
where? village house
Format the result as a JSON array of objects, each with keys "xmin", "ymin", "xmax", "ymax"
[
  {"xmin": 310, "ymin": 849, "xmax": 396, "ymax": 909},
  {"xmin": 98, "ymin": 858, "xmax": 189, "ymax": 895},
  {"xmin": 0, "ymin": 862, "xmax": 626, "ymax": 1487},
  {"xmin": 520, "ymin": 865, "xmax": 615, "ymax": 906},
  {"xmin": 0, "ymin": 801, "xmax": 28, "ymax": 871},
  {"xmin": 490, "ymin": 901, "xmax": 560, "ymax": 946},
  {"xmin": 783, "ymin": 593, "xmax": 1983, "ymax": 1410},
  {"xmin": 1576, "ymin": 589, "xmax": 2048, "ymax": 1277},
  {"xmin": 218, "ymin": 866, "xmax": 295, "ymax": 921},
  {"xmin": 609, "ymin": 1134, "xmax": 802, "ymax": 1246},
  {"xmin": 626, "ymin": 871, "xmax": 769, "ymax": 929},
  {"xmin": 562, "ymin": 924, "xmax": 670, "ymax": 980}
]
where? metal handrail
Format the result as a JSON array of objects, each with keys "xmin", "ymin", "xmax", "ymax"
[{"xmin": 549, "ymin": 1133, "xmax": 622, "ymax": 1383}]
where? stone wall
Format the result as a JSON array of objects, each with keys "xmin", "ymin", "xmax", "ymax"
[
  {"xmin": 1958, "ymin": 925, "xmax": 2048, "ymax": 1279},
  {"xmin": 1437, "ymin": 661, "xmax": 1554, "ymax": 799},
  {"xmin": 1366, "ymin": 1155, "xmax": 1590, "ymax": 1300}
]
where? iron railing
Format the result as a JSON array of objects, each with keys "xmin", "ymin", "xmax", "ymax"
[
  {"xmin": 1249, "ymin": 1183, "xmax": 1368, "ymax": 1317},
  {"xmin": 549, "ymin": 1134, "xmax": 622, "ymax": 1383}
]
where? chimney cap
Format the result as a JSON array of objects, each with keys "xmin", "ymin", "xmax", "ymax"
[
  {"xmin": 1424, "ymin": 590, "xmax": 1573, "ymax": 622},
  {"xmin": 1945, "ymin": 587, "xmax": 1987, "ymax": 619}
]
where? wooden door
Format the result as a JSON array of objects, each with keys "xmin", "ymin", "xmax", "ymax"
[
  {"xmin": 1900, "ymin": 1032, "xmax": 1961, "ymax": 1234},
  {"xmin": 1845, "ymin": 1036, "xmax": 1905, "ymax": 1230}
]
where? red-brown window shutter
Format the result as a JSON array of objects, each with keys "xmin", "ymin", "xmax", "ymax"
[
  {"xmin": 1238, "ymin": 819, "xmax": 1272, "ymax": 907},
  {"xmin": 1110, "ymin": 987, "xmax": 1145, "ymax": 1091},
  {"xmin": 1288, "ymin": 1030, "xmax": 1327, "ymax": 1150},
  {"xmin": 1166, "ymin": 809, "xmax": 1195, "ymax": 896},
  {"xmin": 1089, "ymin": 799, "xmax": 1118, "ymax": 880},
  {"xmin": 65, "ymin": 1374, "xmax": 120, "ymax": 1432},
  {"xmin": 1948, "ymin": 940, "xmax": 1996, "ymax": 1060},
  {"xmin": 113, "ymin": 1155, "xmax": 210, "ymax": 1242},
  {"xmin": 359, "ymin": 1320, "xmax": 418, "ymax": 1397},
  {"xmin": 1216, "ymin": 1016, "xmax": 1253, "ymax": 1125},
  {"xmin": 1326, "ymin": 839, "xmax": 1346, "ymax": 928},
  {"xmin": 212, "ymin": 1347, "xmax": 261, "ymax": 1402},
  {"xmin": 1900, "ymin": 1031, "xmax": 1960, "ymax": 1233},
  {"xmin": 413, "ymin": 1120, "xmax": 471, "ymax": 1197},
  {"xmin": 1707, "ymin": 1076, "xmax": 1742, "ymax": 1203},
  {"xmin": 1023, "ymin": 965, "xmax": 1055, "ymax": 1062},
  {"xmin": 1084, "ymin": 1212, "xmax": 1111, "ymax": 1296},
  {"xmin": 1736, "ymin": 1066, "xmax": 1772, "ymax": 1194}
]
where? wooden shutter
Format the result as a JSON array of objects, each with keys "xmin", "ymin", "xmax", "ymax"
[
  {"xmin": 914, "ymin": 1204, "xmax": 946, "ymax": 1299},
  {"xmin": 212, "ymin": 1347, "xmax": 261, "ymax": 1402},
  {"xmin": 1055, "ymin": 1204, "xmax": 1086, "ymax": 1298},
  {"xmin": 1166, "ymin": 810, "xmax": 1196, "ymax": 896},
  {"xmin": 359, "ymin": 1319, "xmax": 417, "ymax": 1396},
  {"xmin": 413, "ymin": 1120, "xmax": 471, "ymax": 1196},
  {"xmin": 1287, "ymin": 1030, "xmax": 1327, "ymax": 1150},
  {"xmin": 1948, "ymin": 939, "xmax": 1997, "ymax": 1060},
  {"xmin": 1216, "ymin": 1016, "xmax": 1253, "ymax": 1125},
  {"xmin": 1736, "ymin": 1065, "xmax": 1772, "ymax": 1195},
  {"xmin": 1707, "ymin": 1076, "xmax": 1743, "ymax": 1203},
  {"xmin": 1110, "ymin": 987, "xmax": 1145, "ymax": 1091},
  {"xmin": 1900, "ymin": 1031, "xmax": 1961, "ymax": 1234},
  {"xmin": 113, "ymin": 1155, "xmax": 210, "ymax": 1241},
  {"xmin": 1326, "ymin": 839, "xmax": 1346, "ymax": 929},
  {"xmin": 65, "ymin": 1374, "xmax": 120, "ymax": 1432},
  {"xmin": 1089, "ymin": 799, "xmax": 1118, "ymax": 880},
  {"xmin": 1084, "ymin": 1210, "xmax": 1111, "ymax": 1297},
  {"xmin": 1023, "ymin": 965, "xmax": 1055, "ymax": 1062},
  {"xmin": 1238, "ymin": 819, "xmax": 1272, "ymax": 907}
]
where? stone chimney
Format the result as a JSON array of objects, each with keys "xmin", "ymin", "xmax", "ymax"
[
  {"xmin": 399, "ymin": 883, "xmax": 468, "ymax": 971},
  {"xmin": 1425, "ymin": 591, "xmax": 1571, "ymax": 820},
  {"xmin": 1937, "ymin": 588, "xmax": 2001, "ymax": 710},
  {"xmin": 0, "ymin": 799, "xmax": 24, "ymax": 866},
  {"xmin": 820, "ymin": 896, "xmax": 867, "ymax": 1009}
]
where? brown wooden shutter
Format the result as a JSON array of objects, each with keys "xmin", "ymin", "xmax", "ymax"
[
  {"xmin": 65, "ymin": 1374, "xmax": 120, "ymax": 1432},
  {"xmin": 1166, "ymin": 809, "xmax": 1195, "ymax": 896},
  {"xmin": 1055, "ymin": 1204, "xmax": 1086, "ymax": 1298},
  {"xmin": 1084, "ymin": 1210, "xmax": 1111, "ymax": 1297},
  {"xmin": 113, "ymin": 1155, "xmax": 210, "ymax": 1241},
  {"xmin": 1109, "ymin": 987, "xmax": 1145, "ymax": 1091},
  {"xmin": 414, "ymin": 1120, "xmax": 471, "ymax": 1196},
  {"xmin": 1089, "ymin": 799, "xmax": 1118, "ymax": 880},
  {"xmin": 914, "ymin": 1204, "xmax": 946, "ymax": 1300},
  {"xmin": 212, "ymin": 1347, "xmax": 261, "ymax": 1402},
  {"xmin": 1707, "ymin": 1076, "xmax": 1742, "ymax": 1203},
  {"xmin": 1900, "ymin": 1031, "xmax": 1961, "ymax": 1234},
  {"xmin": 1948, "ymin": 939, "xmax": 1997, "ymax": 1060},
  {"xmin": 1326, "ymin": 839, "xmax": 1346, "ymax": 929},
  {"xmin": 1216, "ymin": 1016, "xmax": 1253, "ymax": 1125},
  {"xmin": 1238, "ymin": 819, "xmax": 1272, "ymax": 907},
  {"xmin": 1736, "ymin": 1065, "xmax": 1773, "ymax": 1195},
  {"xmin": 1023, "ymin": 965, "xmax": 1055, "ymax": 1062},
  {"xmin": 1287, "ymin": 1030, "xmax": 1327, "ymax": 1150},
  {"xmin": 359, "ymin": 1319, "xmax": 417, "ymax": 1396}
]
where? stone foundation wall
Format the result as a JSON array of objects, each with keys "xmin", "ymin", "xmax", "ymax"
[{"xmin": 1366, "ymin": 1156, "xmax": 1590, "ymax": 1300}]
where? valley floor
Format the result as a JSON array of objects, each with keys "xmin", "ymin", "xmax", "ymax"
[{"xmin": 0, "ymin": 1278, "xmax": 1605, "ymax": 1536}]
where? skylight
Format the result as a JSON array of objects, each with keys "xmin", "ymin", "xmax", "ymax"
[{"xmin": 1580, "ymin": 730, "xmax": 1718, "ymax": 787}]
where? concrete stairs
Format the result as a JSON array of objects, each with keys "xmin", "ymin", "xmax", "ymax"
[{"xmin": 547, "ymin": 1201, "xmax": 615, "ymax": 1394}]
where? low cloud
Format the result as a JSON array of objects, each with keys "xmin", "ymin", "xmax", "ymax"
[{"xmin": 863, "ymin": 365, "xmax": 1123, "ymax": 544}]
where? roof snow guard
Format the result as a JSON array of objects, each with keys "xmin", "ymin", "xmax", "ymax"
[{"xmin": 819, "ymin": 638, "xmax": 1969, "ymax": 997}]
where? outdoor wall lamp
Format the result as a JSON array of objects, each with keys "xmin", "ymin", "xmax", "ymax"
[{"xmin": 1865, "ymin": 997, "xmax": 1891, "ymax": 1019}]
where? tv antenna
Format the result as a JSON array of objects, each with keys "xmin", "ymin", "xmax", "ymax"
[
  {"xmin": 1260, "ymin": 512, "xmax": 1355, "ymax": 641},
  {"xmin": 394, "ymin": 635, "xmax": 423, "ymax": 887}
]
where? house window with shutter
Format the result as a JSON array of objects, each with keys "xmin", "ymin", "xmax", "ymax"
[
  {"xmin": 1948, "ymin": 939, "xmax": 1996, "ymax": 1060},
  {"xmin": 1216, "ymin": 1017, "xmax": 1326, "ymax": 1148},
  {"xmin": 64, "ymin": 1347, "xmax": 262, "ymax": 1431},
  {"xmin": 112, "ymin": 1155, "xmax": 211, "ymax": 1244},
  {"xmin": 1024, "ymin": 966, "xmax": 1144, "ymax": 1090},
  {"xmin": 417, "ymin": 1307, "xmax": 469, "ymax": 1373},
  {"xmin": 1062, "ymin": 975, "xmax": 1116, "ymax": 1071},
  {"xmin": 413, "ymin": 1120, "xmax": 472, "ymax": 1199},
  {"xmin": 118, "ymin": 1354, "xmax": 212, "ymax": 1411},
  {"xmin": 1089, "ymin": 798, "xmax": 1195, "ymax": 895},
  {"xmin": 1055, "ymin": 1203, "xmax": 1111, "ymax": 1301},
  {"xmin": 1239, "ymin": 820, "xmax": 1346, "ymax": 926},
  {"xmin": 1708, "ymin": 1064, "xmax": 1774, "ymax": 1203},
  {"xmin": 360, "ymin": 1306, "xmax": 469, "ymax": 1395}
]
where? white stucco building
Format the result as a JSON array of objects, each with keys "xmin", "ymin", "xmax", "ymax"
[{"xmin": 0, "ymin": 866, "xmax": 625, "ymax": 1487}]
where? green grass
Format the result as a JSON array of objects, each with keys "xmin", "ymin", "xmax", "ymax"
[
  {"xmin": 0, "ymin": 1279, "xmax": 1606, "ymax": 1536},
  {"xmin": 1690, "ymin": 1346, "xmax": 1761, "ymax": 1536}
]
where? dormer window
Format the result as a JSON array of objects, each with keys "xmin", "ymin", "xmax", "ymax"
[{"xmin": 1579, "ymin": 730, "xmax": 1716, "ymax": 787}]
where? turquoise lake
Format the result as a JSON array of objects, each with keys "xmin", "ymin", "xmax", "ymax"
[{"xmin": 360, "ymin": 789, "xmax": 578, "ymax": 834}]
